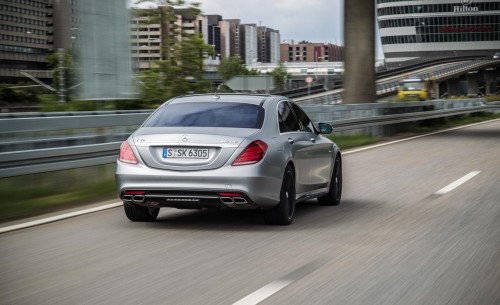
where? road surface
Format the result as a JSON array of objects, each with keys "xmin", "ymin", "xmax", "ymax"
[{"xmin": 1, "ymin": 119, "xmax": 499, "ymax": 305}]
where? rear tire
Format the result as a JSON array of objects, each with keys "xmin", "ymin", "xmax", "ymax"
[
  {"xmin": 263, "ymin": 165, "xmax": 296, "ymax": 225},
  {"xmin": 123, "ymin": 203, "xmax": 159, "ymax": 222},
  {"xmin": 318, "ymin": 155, "xmax": 342, "ymax": 206}
]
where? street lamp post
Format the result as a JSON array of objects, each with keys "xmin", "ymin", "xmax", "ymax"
[
  {"xmin": 58, "ymin": 48, "xmax": 66, "ymax": 103},
  {"xmin": 315, "ymin": 54, "xmax": 323, "ymax": 81}
]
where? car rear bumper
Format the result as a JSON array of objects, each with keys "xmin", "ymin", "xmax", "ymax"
[{"xmin": 115, "ymin": 161, "xmax": 283, "ymax": 210}]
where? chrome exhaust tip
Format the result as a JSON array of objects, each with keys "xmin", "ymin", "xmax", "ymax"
[
  {"xmin": 220, "ymin": 197, "xmax": 234, "ymax": 204},
  {"xmin": 233, "ymin": 197, "xmax": 248, "ymax": 204},
  {"xmin": 220, "ymin": 196, "xmax": 248, "ymax": 205},
  {"xmin": 122, "ymin": 195, "xmax": 133, "ymax": 202},
  {"xmin": 133, "ymin": 195, "xmax": 145, "ymax": 203}
]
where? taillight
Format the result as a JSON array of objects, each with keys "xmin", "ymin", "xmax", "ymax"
[
  {"xmin": 218, "ymin": 192, "xmax": 243, "ymax": 197},
  {"xmin": 124, "ymin": 190, "xmax": 145, "ymax": 195},
  {"xmin": 232, "ymin": 140, "xmax": 268, "ymax": 166},
  {"xmin": 119, "ymin": 141, "xmax": 139, "ymax": 164}
]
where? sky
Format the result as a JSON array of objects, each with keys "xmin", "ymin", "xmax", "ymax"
[
  {"xmin": 132, "ymin": 0, "xmax": 344, "ymax": 44},
  {"xmin": 197, "ymin": 0, "xmax": 345, "ymax": 44}
]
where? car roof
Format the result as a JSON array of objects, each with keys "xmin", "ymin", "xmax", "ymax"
[{"xmin": 167, "ymin": 93, "xmax": 282, "ymax": 106}]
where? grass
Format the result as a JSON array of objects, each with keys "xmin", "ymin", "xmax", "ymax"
[
  {"xmin": 483, "ymin": 95, "xmax": 500, "ymax": 102},
  {"xmin": 1, "ymin": 111, "xmax": 499, "ymax": 224},
  {"xmin": 398, "ymin": 112, "xmax": 500, "ymax": 134},
  {"xmin": 0, "ymin": 181, "xmax": 117, "ymax": 223},
  {"xmin": 0, "ymin": 165, "xmax": 118, "ymax": 223},
  {"xmin": 327, "ymin": 134, "xmax": 382, "ymax": 150}
]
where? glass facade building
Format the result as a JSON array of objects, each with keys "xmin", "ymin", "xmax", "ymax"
[{"xmin": 376, "ymin": 0, "xmax": 500, "ymax": 62}]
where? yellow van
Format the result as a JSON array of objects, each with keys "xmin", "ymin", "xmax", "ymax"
[{"xmin": 397, "ymin": 78, "xmax": 429, "ymax": 102}]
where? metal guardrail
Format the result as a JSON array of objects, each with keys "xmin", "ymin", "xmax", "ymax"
[
  {"xmin": 327, "ymin": 105, "xmax": 498, "ymax": 131},
  {"xmin": 0, "ymin": 111, "xmax": 151, "ymax": 178},
  {"xmin": 0, "ymin": 99, "xmax": 498, "ymax": 178},
  {"xmin": 1, "ymin": 143, "xmax": 120, "ymax": 178}
]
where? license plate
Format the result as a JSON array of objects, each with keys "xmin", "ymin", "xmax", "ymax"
[{"xmin": 163, "ymin": 148, "xmax": 209, "ymax": 159}]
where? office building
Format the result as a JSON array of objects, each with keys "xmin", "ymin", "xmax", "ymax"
[
  {"xmin": 280, "ymin": 41, "xmax": 345, "ymax": 62},
  {"xmin": 240, "ymin": 23, "xmax": 258, "ymax": 65},
  {"xmin": 377, "ymin": 0, "xmax": 500, "ymax": 62},
  {"xmin": 0, "ymin": 0, "xmax": 53, "ymax": 82},
  {"xmin": 257, "ymin": 26, "xmax": 280, "ymax": 63},
  {"xmin": 204, "ymin": 14, "xmax": 221, "ymax": 58},
  {"xmin": 130, "ymin": 11, "xmax": 162, "ymax": 71},
  {"xmin": 0, "ymin": 0, "xmax": 81, "ymax": 83},
  {"xmin": 52, "ymin": 0, "xmax": 78, "ymax": 51},
  {"xmin": 218, "ymin": 18, "xmax": 240, "ymax": 60}
]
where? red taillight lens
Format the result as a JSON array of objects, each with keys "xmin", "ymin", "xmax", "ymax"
[
  {"xmin": 124, "ymin": 190, "xmax": 145, "ymax": 195},
  {"xmin": 218, "ymin": 192, "xmax": 243, "ymax": 197},
  {"xmin": 119, "ymin": 141, "xmax": 138, "ymax": 164},
  {"xmin": 232, "ymin": 140, "xmax": 268, "ymax": 166}
]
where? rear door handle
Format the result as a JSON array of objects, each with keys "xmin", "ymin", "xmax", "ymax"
[
  {"xmin": 288, "ymin": 138, "xmax": 294, "ymax": 144},
  {"xmin": 310, "ymin": 138, "xmax": 316, "ymax": 143}
]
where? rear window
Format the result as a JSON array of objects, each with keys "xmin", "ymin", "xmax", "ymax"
[{"xmin": 143, "ymin": 102, "xmax": 265, "ymax": 128}]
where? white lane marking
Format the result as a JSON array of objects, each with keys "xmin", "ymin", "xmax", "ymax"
[
  {"xmin": 232, "ymin": 280, "xmax": 293, "ymax": 305},
  {"xmin": 0, "ymin": 202, "xmax": 122, "ymax": 234},
  {"xmin": 232, "ymin": 257, "xmax": 325, "ymax": 305},
  {"xmin": 344, "ymin": 118, "xmax": 500, "ymax": 155},
  {"xmin": 435, "ymin": 171, "xmax": 481, "ymax": 195}
]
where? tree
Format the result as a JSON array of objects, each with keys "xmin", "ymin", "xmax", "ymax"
[
  {"xmin": 0, "ymin": 85, "xmax": 17, "ymax": 105},
  {"xmin": 47, "ymin": 49, "xmax": 77, "ymax": 101},
  {"xmin": 217, "ymin": 56, "xmax": 260, "ymax": 82},
  {"xmin": 218, "ymin": 56, "xmax": 247, "ymax": 81},
  {"xmin": 271, "ymin": 61, "xmax": 290, "ymax": 90},
  {"xmin": 132, "ymin": 0, "xmax": 212, "ymax": 104}
]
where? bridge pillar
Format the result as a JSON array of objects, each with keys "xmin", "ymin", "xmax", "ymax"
[
  {"xmin": 343, "ymin": 0, "xmax": 375, "ymax": 104},
  {"xmin": 466, "ymin": 71, "xmax": 482, "ymax": 97},
  {"xmin": 484, "ymin": 68, "xmax": 499, "ymax": 95},
  {"xmin": 431, "ymin": 80, "xmax": 440, "ymax": 99}
]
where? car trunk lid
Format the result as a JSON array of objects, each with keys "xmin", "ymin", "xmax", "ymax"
[{"xmin": 132, "ymin": 127, "xmax": 257, "ymax": 171}]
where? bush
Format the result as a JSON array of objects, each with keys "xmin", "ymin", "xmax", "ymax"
[{"xmin": 484, "ymin": 95, "xmax": 500, "ymax": 102}]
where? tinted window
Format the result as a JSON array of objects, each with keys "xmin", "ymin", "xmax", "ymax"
[
  {"xmin": 290, "ymin": 103, "xmax": 316, "ymax": 133},
  {"xmin": 144, "ymin": 102, "xmax": 264, "ymax": 128},
  {"xmin": 400, "ymin": 81, "xmax": 423, "ymax": 91},
  {"xmin": 278, "ymin": 101, "xmax": 300, "ymax": 133}
]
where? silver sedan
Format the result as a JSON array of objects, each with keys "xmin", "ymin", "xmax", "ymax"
[{"xmin": 115, "ymin": 93, "xmax": 342, "ymax": 225}]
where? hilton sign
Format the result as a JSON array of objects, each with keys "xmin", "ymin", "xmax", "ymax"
[{"xmin": 454, "ymin": 0, "xmax": 479, "ymax": 12}]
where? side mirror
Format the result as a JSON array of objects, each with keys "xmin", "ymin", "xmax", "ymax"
[{"xmin": 318, "ymin": 122, "xmax": 333, "ymax": 134}]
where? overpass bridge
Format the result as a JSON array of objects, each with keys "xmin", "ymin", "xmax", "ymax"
[{"xmin": 289, "ymin": 57, "xmax": 500, "ymax": 105}]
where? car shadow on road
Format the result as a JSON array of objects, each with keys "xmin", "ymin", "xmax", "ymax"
[{"xmin": 141, "ymin": 198, "xmax": 381, "ymax": 231}]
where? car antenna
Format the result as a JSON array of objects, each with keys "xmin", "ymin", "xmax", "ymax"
[{"xmin": 213, "ymin": 86, "xmax": 220, "ymax": 100}]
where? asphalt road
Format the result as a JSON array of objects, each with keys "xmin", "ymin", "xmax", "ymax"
[{"xmin": 1, "ymin": 120, "xmax": 499, "ymax": 305}]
